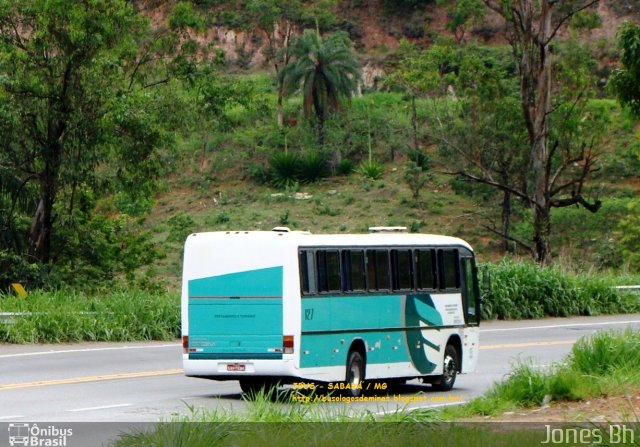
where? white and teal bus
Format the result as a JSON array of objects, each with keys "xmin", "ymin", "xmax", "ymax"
[{"xmin": 181, "ymin": 228, "xmax": 480, "ymax": 395}]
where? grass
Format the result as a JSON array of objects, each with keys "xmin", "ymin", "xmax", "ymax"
[
  {"xmin": 431, "ymin": 329, "xmax": 640, "ymax": 421},
  {"xmin": 0, "ymin": 289, "xmax": 179, "ymax": 343},
  {"xmin": 480, "ymin": 259, "xmax": 640, "ymax": 320},
  {"xmin": 112, "ymin": 330, "xmax": 640, "ymax": 447}
]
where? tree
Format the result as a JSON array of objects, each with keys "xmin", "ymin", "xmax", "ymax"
[
  {"xmin": 385, "ymin": 39, "xmax": 441, "ymax": 153},
  {"xmin": 0, "ymin": 0, "xmax": 182, "ymax": 265},
  {"xmin": 424, "ymin": 43, "xmax": 529, "ymax": 252},
  {"xmin": 610, "ymin": 21, "xmax": 640, "ymax": 269},
  {"xmin": 610, "ymin": 21, "xmax": 640, "ymax": 117},
  {"xmin": 280, "ymin": 29, "xmax": 361, "ymax": 150},
  {"xmin": 436, "ymin": 0, "xmax": 486, "ymax": 43},
  {"xmin": 481, "ymin": 0, "xmax": 602, "ymax": 264},
  {"xmin": 248, "ymin": 0, "xmax": 303, "ymax": 128}
]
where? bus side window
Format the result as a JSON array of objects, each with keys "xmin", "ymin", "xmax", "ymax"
[
  {"xmin": 391, "ymin": 249, "xmax": 413, "ymax": 291},
  {"xmin": 342, "ymin": 250, "xmax": 365, "ymax": 292},
  {"xmin": 366, "ymin": 249, "xmax": 390, "ymax": 291},
  {"xmin": 416, "ymin": 249, "xmax": 436, "ymax": 290},
  {"xmin": 439, "ymin": 249, "xmax": 460, "ymax": 290},
  {"xmin": 299, "ymin": 251, "xmax": 313, "ymax": 295},
  {"xmin": 317, "ymin": 250, "xmax": 341, "ymax": 293}
]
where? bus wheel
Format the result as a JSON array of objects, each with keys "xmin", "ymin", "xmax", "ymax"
[
  {"xmin": 432, "ymin": 344, "xmax": 458, "ymax": 392},
  {"xmin": 345, "ymin": 350, "xmax": 365, "ymax": 397}
]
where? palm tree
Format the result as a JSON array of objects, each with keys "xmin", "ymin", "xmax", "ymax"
[{"xmin": 280, "ymin": 30, "xmax": 361, "ymax": 148}]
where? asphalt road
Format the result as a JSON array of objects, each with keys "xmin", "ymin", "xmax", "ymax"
[{"xmin": 1, "ymin": 314, "xmax": 639, "ymax": 423}]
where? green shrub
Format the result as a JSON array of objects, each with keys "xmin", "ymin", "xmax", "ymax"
[
  {"xmin": 166, "ymin": 213, "xmax": 197, "ymax": 244},
  {"xmin": 407, "ymin": 148, "xmax": 431, "ymax": 171},
  {"xmin": 268, "ymin": 152, "xmax": 300, "ymax": 189},
  {"xmin": 298, "ymin": 151, "xmax": 329, "ymax": 184},
  {"xmin": 357, "ymin": 160, "xmax": 384, "ymax": 180},
  {"xmin": 479, "ymin": 259, "xmax": 639, "ymax": 320},
  {"xmin": 570, "ymin": 328, "xmax": 640, "ymax": 376},
  {"xmin": 336, "ymin": 158, "xmax": 356, "ymax": 176},
  {"xmin": 0, "ymin": 289, "xmax": 179, "ymax": 343},
  {"xmin": 0, "ymin": 250, "xmax": 46, "ymax": 292}
]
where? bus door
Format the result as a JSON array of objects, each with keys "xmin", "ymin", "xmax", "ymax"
[{"xmin": 459, "ymin": 255, "xmax": 480, "ymax": 372}]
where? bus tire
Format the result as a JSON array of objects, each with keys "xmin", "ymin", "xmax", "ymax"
[
  {"xmin": 345, "ymin": 350, "xmax": 365, "ymax": 397},
  {"xmin": 432, "ymin": 344, "xmax": 458, "ymax": 392}
]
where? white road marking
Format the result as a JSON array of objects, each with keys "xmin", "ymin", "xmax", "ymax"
[
  {"xmin": 0, "ymin": 415, "xmax": 25, "ymax": 420},
  {"xmin": 67, "ymin": 403, "xmax": 132, "ymax": 413},
  {"xmin": 481, "ymin": 319, "xmax": 640, "ymax": 333},
  {"xmin": 0, "ymin": 343, "xmax": 180, "ymax": 359}
]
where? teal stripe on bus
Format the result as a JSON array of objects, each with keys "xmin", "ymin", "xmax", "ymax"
[
  {"xmin": 300, "ymin": 294, "xmax": 444, "ymax": 369},
  {"xmin": 188, "ymin": 266, "xmax": 283, "ymax": 297}
]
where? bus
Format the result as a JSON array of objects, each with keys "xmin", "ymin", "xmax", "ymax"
[{"xmin": 181, "ymin": 227, "xmax": 480, "ymax": 396}]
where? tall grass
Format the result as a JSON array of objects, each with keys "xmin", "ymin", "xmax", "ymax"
[
  {"xmin": 114, "ymin": 391, "xmax": 542, "ymax": 447},
  {"xmin": 431, "ymin": 329, "xmax": 640, "ymax": 421},
  {"xmin": 0, "ymin": 289, "xmax": 179, "ymax": 343},
  {"xmin": 480, "ymin": 259, "xmax": 640, "ymax": 320}
]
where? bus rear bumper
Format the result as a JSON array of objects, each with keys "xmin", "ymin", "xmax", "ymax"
[{"xmin": 183, "ymin": 357, "xmax": 295, "ymax": 378}]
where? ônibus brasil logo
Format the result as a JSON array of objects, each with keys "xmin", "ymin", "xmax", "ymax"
[{"xmin": 8, "ymin": 423, "xmax": 73, "ymax": 447}]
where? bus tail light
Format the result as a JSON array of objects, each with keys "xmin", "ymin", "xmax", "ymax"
[
  {"xmin": 283, "ymin": 335, "xmax": 294, "ymax": 354},
  {"xmin": 182, "ymin": 336, "xmax": 189, "ymax": 354}
]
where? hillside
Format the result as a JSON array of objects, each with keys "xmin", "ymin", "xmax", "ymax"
[
  {"xmin": 138, "ymin": 0, "xmax": 640, "ymax": 82},
  {"xmin": 1, "ymin": 0, "xmax": 639, "ymax": 291},
  {"xmin": 131, "ymin": 1, "xmax": 640, "ymax": 287}
]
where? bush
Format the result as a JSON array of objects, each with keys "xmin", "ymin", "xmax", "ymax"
[
  {"xmin": 336, "ymin": 158, "xmax": 356, "ymax": 176},
  {"xmin": 570, "ymin": 328, "xmax": 640, "ymax": 376},
  {"xmin": 166, "ymin": 213, "xmax": 197, "ymax": 244},
  {"xmin": 479, "ymin": 259, "xmax": 640, "ymax": 320},
  {"xmin": 0, "ymin": 289, "xmax": 179, "ymax": 343},
  {"xmin": 268, "ymin": 152, "xmax": 300, "ymax": 190},
  {"xmin": 298, "ymin": 151, "xmax": 329, "ymax": 184},
  {"xmin": 407, "ymin": 148, "xmax": 431, "ymax": 171},
  {"xmin": 0, "ymin": 251, "xmax": 46, "ymax": 292},
  {"xmin": 357, "ymin": 160, "xmax": 384, "ymax": 180}
]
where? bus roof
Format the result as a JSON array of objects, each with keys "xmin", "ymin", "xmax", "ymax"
[{"xmin": 185, "ymin": 230, "xmax": 473, "ymax": 252}]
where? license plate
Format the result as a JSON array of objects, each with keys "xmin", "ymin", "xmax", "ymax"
[{"xmin": 227, "ymin": 363, "xmax": 245, "ymax": 372}]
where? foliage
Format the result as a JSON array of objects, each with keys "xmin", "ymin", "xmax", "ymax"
[
  {"xmin": 280, "ymin": 29, "xmax": 361, "ymax": 146},
  {"xmin": 357, "ymin": 160, "xmax": 384, "ymax": 180},
  {"xmin": 50, "ymin": 213, "xmax": 163, "ymax": 287},
  {"xmin": 268, "ymin": 152, "xmax": 301, "ymax": 189},
  {"xmin": 166, "ymin": 213, "xmax": 197, "ymax": 244},
  {"xmin": 436, "ymin": 0, "xmax": 485, "ymax": 42},
  {"xmin": 610, "ymin": 21, "xmax": 640, "ymax": 117},
  {"xmin": 617, "ymin": 199, "xmax": 640, "ymax": 270},
  {"xmin": 0, "ymin": 289, "xmax": 179, "ymax": 343},
  {"xmin": 298, "ymin": 151, "xmax": 329, "ymax": 184},
  {"xmin": 0, "ymin": 0, "xmax": 191, "ymax": 280},
  {"xmin": 169, "ymin": 1, "xmax": 206, "ymax": 31},
  {"xmin": 479, "ymin": 259, "xmax": 640, "ymax": 320},
  {"xmin": 569, "ymin": 9, "xmax": 602, "ymax": 31},
  {"xmin": 403, "ymin": 161, "xmax": 431, "ymax": 202},
  {"xmin": 407, "ymin": 148, "xmax": 431, "ymax": 171},
  {"xmin": 266, "ymin": 150, "xmax": 329, "ymax": 189},
  {"xmin": 0, "ymin": 250, "xmax": 46, "ymax": 292}
]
